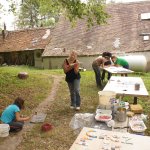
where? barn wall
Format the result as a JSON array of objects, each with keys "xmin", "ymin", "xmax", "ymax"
[
  {"xmin": 43, "ymin": 56, "xmax": 97, "ymax": 70},
  {"xmin": 43, "ymin": 51, "xmax": 150, "ymax": 72},
  {"xmin": 43, "ymin": 57, "xmax": 66, "ymax": 69},
  {"xmin": 34, "ymin": 49, "xmax": 44, "ymax": 69}
]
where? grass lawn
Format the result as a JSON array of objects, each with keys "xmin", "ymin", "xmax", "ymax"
[{"xmin": 0, "ymin": 66, "xmax": 150, "ymax": 150}]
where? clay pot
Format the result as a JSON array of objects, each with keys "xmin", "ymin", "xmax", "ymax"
[{"xmin": 41, "ymin": 123, "xmax": 53, "ymax": 132}]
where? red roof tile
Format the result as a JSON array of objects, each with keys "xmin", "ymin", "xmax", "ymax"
[{"xmin": 0, "ymin": 27, "xmax": 52, "ymax": 52}]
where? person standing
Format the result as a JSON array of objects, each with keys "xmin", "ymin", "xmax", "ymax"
[
  {"xmin": 0, "ymin": 97, "xmax": 30, "ymax": 132},
  {"xmin": 63, "ymin": 51, "xmax": 81, "ymax": 110},
  {"xmin": 111, "ymin": 55, "xmax": 129, "ymax": 76},
  {"xmin": 92, "ymin": 56, "xmax": 110, "ymax": 88}
]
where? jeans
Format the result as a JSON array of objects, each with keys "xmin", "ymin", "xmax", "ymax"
[
  {"xmin": 67, "ymin": 79, "xmax": 80, "ymax": 107},
  {"xmin": 9, "ymin": 121, "xmax": 24, "ymax": 132},
  {"xmin": 92, "ymin": 64, "xmax": 102, "ymax": 87}
]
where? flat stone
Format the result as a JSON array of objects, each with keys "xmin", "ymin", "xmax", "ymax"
[{"xmin": 30, "ymin": 113, "xmax": 47, "ymax": 123}]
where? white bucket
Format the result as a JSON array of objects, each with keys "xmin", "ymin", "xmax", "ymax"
[
  {"xmin": 98, "ymin": 91, "xmax": 116, "ymax": 109},
  {"xmin": 0, "ymin": 124, "xmax": 10, "ymax": 137}
]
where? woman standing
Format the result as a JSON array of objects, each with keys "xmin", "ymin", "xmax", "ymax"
[{"xmin": 63, "ymin": 51, "xmax": 81, "ymax": 110}]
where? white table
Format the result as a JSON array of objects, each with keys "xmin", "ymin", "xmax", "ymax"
[
  {"xmin": 103, "ymin": 66, "xmax": 134, "ymax": 75},
  {"xmin": 69, "ymin": 127, "xmax": 150, "ymax": 150},
  {"xmin": 103, "ymin": 76, "xmax": 149, "ymax": 104}
]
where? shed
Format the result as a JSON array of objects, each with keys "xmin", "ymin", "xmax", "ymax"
[{"xmin": 0, "ymin": 27, "xmax": 52, "ymax": 68}]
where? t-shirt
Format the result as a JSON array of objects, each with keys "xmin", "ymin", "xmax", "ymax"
[
  {"xmin": 0, "ymin": 104, "xmax": 20, "ymax": 124},
  {"xmin": 115, "ymin": 58, "xmax": 129, "ymax": 67}
]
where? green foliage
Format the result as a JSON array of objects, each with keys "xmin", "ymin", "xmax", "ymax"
[
  {"xmin": 17, "ymin": 0, "xmax": 40, "ymax": 28},
  {"xmin": 58, "ymin": 0, "xmax": 110, "ymax": 27},
  {"xmin": 6, "ymin": 0, "xmax": 109, "ymax": 28},
  {"xmin": 16, "ymin": 0, "xmax": 59, "ymax": 28}
]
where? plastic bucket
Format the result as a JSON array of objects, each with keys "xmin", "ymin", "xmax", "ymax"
[
  {"xmin": 0, "ymin": 124, "xmax": 10, "ymax": 137},
  {"xmin": 98, "ymin": 91, "xmax": 116, "ymax": 109}
]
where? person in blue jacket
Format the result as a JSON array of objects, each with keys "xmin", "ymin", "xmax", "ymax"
[{"xmin": 0, "ymin": 97, "xmax": 30, "ymax": 132}]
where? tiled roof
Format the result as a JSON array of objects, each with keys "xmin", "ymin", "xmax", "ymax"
[
  {"xmin": 0, "ymin": 27, "xmax": 52, "ymax": 52},
  {"xmin": 42, "ymin": 1, "xmax": 150, "ymax": 57}
]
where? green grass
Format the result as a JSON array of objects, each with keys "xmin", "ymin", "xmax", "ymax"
[
  {"xmin": 0, "ymin": 66, "xmax": 150, "ymax": 149},
  {"xmin": 0, "ymin": 66, "xmax": 55, "ymax": 115}
]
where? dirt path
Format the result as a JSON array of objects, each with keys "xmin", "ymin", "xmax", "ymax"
[{"xmin": 0, "ymin": 75, "xmax": 64, "ymax": 150}]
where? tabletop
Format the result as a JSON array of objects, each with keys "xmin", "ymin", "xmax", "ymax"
[
  {"xmin": 103, "ymin": 66, "xmax": 134, "ymax": 74},
  {"xmin": 103, "ymin": 76, "xmax": 149, "ymax": 97},
  {"xmin": 69, "ymin": 127, "xmax": 150, "ymax": 150}
]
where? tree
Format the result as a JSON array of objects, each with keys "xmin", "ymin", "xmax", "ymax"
[
  {"xmin": 59, "ymin": 0, "xmax": 110, "ymax": 27},
  {"xmin": 38, "ymin": 0, "xmax": 110, "ymax": 27},
  {"xmin": 17, "ymin": 0, "xmax": 60, "ymax": 29},
  {"xmin": 17, "ymin": 0, "xmax": 40, "ymax": 28},
  {"xmin": 8, "ymin": 0, "xmax": 110, "ymax": 28}
]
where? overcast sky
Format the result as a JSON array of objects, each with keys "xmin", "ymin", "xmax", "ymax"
[
  {"xmin": 0, "ymin": 0, "xmax": 147, "ymax": 30},
  {"xmin": 0, "ymin": 0, "xmax": 16, "ymax": 30}
]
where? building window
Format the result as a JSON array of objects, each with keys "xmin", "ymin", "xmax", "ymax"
[
  {"xmin": 141, "ymin": 13, "xmax": 150, "ymax": 20},
  {"xmin": 143, "ymin": 35, "xmax": 149, "ymax": 41}
]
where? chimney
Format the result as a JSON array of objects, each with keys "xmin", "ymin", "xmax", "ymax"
[{"xmin": 2, "ymin": 23, "xmax": 8, "ymax": 40}]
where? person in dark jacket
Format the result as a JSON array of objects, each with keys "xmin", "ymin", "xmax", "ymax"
[{"xmin": 63, "ymin": 51, "xmax": 81, "ymax": 110}]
